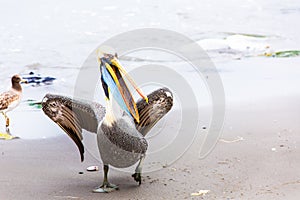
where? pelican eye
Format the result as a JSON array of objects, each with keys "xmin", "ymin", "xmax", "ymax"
[{"xmin": 49, "ymin": 102, "xmax": 57, "ymax": 107}]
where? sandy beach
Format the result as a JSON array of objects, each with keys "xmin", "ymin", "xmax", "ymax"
[
  {"xmin": 1, "ymin": 95, "xmax": 299, "ymax": 200},
  {"xmin": 1, "ymin": 0, "xmax": 300, "ymax": 199}
]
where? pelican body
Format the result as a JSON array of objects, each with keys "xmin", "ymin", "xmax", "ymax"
[
  {"xmin": 42, "ymin": 53, "xmax": 173, "ymax": 192},
  {"xmin": 98, "ymin": 115, "xmax": 148, "ymax": 168}
]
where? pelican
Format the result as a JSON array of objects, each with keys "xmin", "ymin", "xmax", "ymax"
[
  {"xmin": 42, "ymin": 53, "xmax": 173, "ymax": 192},
  {"xmin": 0, "ymin": 75, "xmax": 27, "ymax": 140}
]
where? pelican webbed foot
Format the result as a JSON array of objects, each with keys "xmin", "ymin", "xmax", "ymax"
[
  {"xmin": 131, "ymin": 172, "xmax": 142, "ymax": 185},
  {"xmin": 93, "ymin": 182, "xmax": 119, "ymax": 193},
  {"xmin": 93, "ymin": 164, "xmax": 119, "ymax": 193},
  {"xmin": 132, "ymin": 155, "xmax": 145, "ymax": 185}
]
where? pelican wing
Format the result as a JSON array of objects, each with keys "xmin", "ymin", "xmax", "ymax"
[
  {"xmin": 42, "ymin": 94, "xmax": 105, "ymax": 161},
  {"xmin": 42, "ymin": 87, "xmax": 172, "ymax": 162},
  {"xmin": 135, "ymin": 87, "xmax": 173, "ymax": 136}
]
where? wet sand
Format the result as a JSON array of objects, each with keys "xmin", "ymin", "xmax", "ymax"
[{"xmin": 0, "ymin": 95, "xmax": 299, "ymax": 200}]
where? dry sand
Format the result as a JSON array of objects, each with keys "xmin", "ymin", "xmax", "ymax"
[{"xmin": 0, "ymin": 95, "xmax": 299, "ymax": 200}]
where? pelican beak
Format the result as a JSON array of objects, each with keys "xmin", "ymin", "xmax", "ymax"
[
  {"xmin": 98, "ymin": 53, "xmax": 148, "ymax": 123},
  {"xmin": 110, "ymin": 58, "xmax": 149, "ymax": 103}
]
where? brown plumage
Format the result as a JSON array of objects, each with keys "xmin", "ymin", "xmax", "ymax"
[
  {"xmin": 42, "ymin": 94, "xmax": 105, "ymax": 161},
  {"xmin": 135, "ymin": 88, "xmax": 173, "ymax": 136},
  {"xmin": 0, "ymin": 75, "xmax": 24, "ymax": 111},
  {"xmin": 0, "ymin": 75, "xmax": 26, "ymax": 135},
  {"xmin": 0, "ymin": 92, "xmax": 20, "ymax": 111},
  {"xmin": 42, "ymin": 87, "xmax": 173, "ymax": 162}
]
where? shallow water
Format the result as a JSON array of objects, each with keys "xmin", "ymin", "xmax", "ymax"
[{"xmin": 1, "ymin": 0, "xmax": 299, "ymax": 69}]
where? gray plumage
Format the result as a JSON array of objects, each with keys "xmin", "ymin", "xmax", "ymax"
[{"xmin": 42, "ymin": 87, "xmax": 173, "ymax": 165}]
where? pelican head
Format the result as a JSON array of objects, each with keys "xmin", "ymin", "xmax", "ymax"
[
  {"xmin": 97, "ymin": 52, "xmax": 148, "ymax": 123},
  {"xmin": 42, "ymin": 94, "xmax": 61, "ymax": 119}
]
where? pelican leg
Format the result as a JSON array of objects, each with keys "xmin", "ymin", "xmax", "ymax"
[
  {"xmin": 93, "ymin": 165, "xmax": 119, "ymax": 193},
  {"xmin": 132, "ymin": 155, "xmax": 145, "ymax": 185}
]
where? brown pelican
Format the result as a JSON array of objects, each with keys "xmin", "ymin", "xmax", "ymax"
[
  {"xmin": 42, "ymin": 54, "xmax": 173, "ymax": 192},
  {"xmin": 0, "ymin": 75, "xmax": 27, "ymax": 140}
]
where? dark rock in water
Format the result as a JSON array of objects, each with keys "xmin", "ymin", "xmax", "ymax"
[
  {"xmin": 22, "ymin": 72, "xmax": 56, "ymax": 86},
  {"xmin": 42, "ymin": 77, "xmax": 56, "ymax": 84}
]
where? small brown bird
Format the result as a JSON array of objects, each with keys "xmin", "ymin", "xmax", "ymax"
[{"xmin": 0, "ymin": 75, "xmax": 27, "ymax": 139}]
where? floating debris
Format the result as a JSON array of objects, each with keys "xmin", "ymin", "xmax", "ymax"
[
  {"xmin": 275, "ymin": 50, "xmax": 300, "ymax": 57},
  {"xmin": 191, "ymin": 190, "xmax": 210, "ymax": 196},
  {"xmin": 223, "ymin": 32, "xmax": 269, "ymax": 38},
  {"xmin": 26, "ymin": 99, "xmax": 42, "ymax": 109},
  {"xmin": 22, "ymin": 71, "xmax": 56, "ymax": 86},
  {"xmin": 263, "ymin": 50, "xmax": 300, "ymax": 58}
]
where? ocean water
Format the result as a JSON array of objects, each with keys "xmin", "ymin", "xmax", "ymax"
[
  {"xmin": 0, "ymin": 0, "xmax": 300, "ymax": 141},
  {"xmin": 0, "ymin": 0, "xmax": 299, "ymax": 89}
]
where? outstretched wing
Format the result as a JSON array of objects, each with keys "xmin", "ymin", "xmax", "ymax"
[
  {"xmin": 42, "ymin": 87, "xmax": 173, "ymax": 162},
  {"xmin": 42, "ymin": 94, "xmax": 105, "ymax": 161},
  {"xmin": 135, "ymin": 87, "xmax": 173, "ymax": 136}
]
